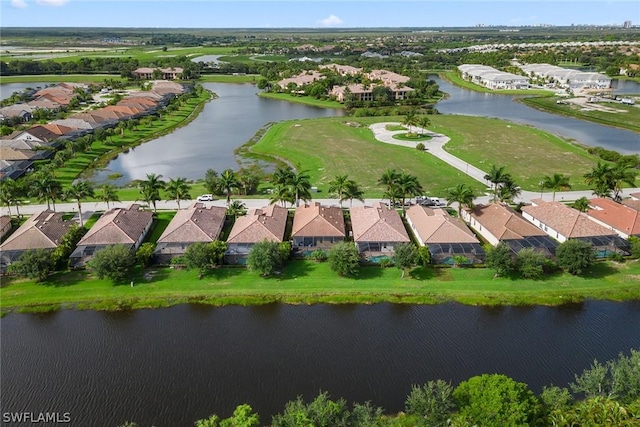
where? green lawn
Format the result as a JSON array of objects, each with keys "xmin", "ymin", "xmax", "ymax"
[
  {"xmin": 200, "ymin": 74, "xmax": 261, "ymax": 83},
  {"xmin": 258, "ymin": 92, "xmax": 345, "ymax": 109},
  {"xmin": 520, "ymin": 96, "xmax": 640, "ymax": 133},
  {"xmin": 2, "ymin": 259, "xmax": 639, "ymax": 313},
  {"xmin": 247, "ymin": 115, "xmax": 608, "ymax": 195},
  {"xmin": 249, "ymin": 117, "xmax": 485, "ymax": 197}
]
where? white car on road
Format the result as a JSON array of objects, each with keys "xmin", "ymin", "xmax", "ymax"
[{"xmin": 197, "ymin": 194, "xmax": 214, "ymax": 202}]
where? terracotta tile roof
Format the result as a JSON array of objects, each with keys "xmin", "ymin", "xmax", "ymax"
[
  {"xmin": 77, "ymin": 204, "xmax": 153, "ymax": 246},
  {"xmin": 468, "ymin": 203, "xmax": 547, "ymax": 240},
  {"xmin": 48, "ymin": 118, "xmax": 97, "ymax": 130},
  {"xmin": 42, "ymin": 123, "xmax": 76, "ymax": 135},
  {"xmin": 277, "ymin": 71, "xmax": 325, "ymax": 88},
  {"xmin": 0, "ymin": 210, "xmax": 71, "ymax": 251},
  {"xmin": 68, "ymin": 112, "xmax": 110, "ymax": 124},
  {"xmin": 587, "ymin": 198, "xmax": 640, "ymax": 237},
  {"xmin": 350, "ymin": 202, "xmax": 410, "ymax": 243},
  {"xmin": 406, "ymin": 205, "xmax": 479, "ymax": 244},
  {"xmin": 630, "ymin": 192, "xmax": 640, "ymax": 200},
  {"xmin": 292, "ymin": 202, "xmax": 345, "ymax": 238},
  {"xmin": 227, "ymin": 204, "xmax": 288, "ymax": 244},
  {"xmin": 0, "ymin": 147, "xmax": 35, "ymax": 160},
  {"xmin": 522, "ymin": 199, "xmax": 615, "ymax": 238},
  {"xmin": 19, "ymin": 125, "xmax": 61, "ymax": 142},
  {"xmin": 91, "ymin": 109, "xmax": 129, "ymax": 120},
  {"xmin": 622, "ymin": 199, "xmax": 640, "ymax": 212},
  {"xmin": 157, "ymin": 203, "xmax": 226, "ymax": 244}
]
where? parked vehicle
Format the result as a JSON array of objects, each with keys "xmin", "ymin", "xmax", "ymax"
[
  {"xmin": 416, "ymin": 196, "xmax": 441, "ymax": 206},
  {"xmin": 196, "ymin": 194, "xmax": 214, "ymax": 201}
]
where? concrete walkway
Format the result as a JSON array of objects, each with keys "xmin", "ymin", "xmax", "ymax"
[{"xmin": 368, "ymin": 122, "xmax": 640, "ymax": 204}]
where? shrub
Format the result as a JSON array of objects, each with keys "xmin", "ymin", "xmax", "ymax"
[
  {"xmin": 87, "ymin": 244, "xmax": 136, "ymax": 283},
  {"xmin": 379, "ymin": 258, "xmax": 394, "ymax": 268},
  {"xmin": 628, "ymin": 236, "xmax": 640, "ymax": 259},
  {"xmin": 8, "ymin": 249, "xmax": 55, "ymax": 282},
  {"xmin": 556, "ymin": 239, "xmax": 596, "ymax": 275},
  {"xmin": 328, "ymin": 241, "xmax": 360, "ymax": 277},
  {"xmin": 485, "ymin": 243, "xmax": 514, "ymax": 277},
  {"xmin": 247, "ymin": 240, "xmax": 284, "ymax": 277},
  {"xmin": 136, "ymin": 242, "xmax": 156, "ymax": 267},
  {"xmin": 405, "ymin": 380, "xmax": 455, "ymax": 427},
  {"xmin": 516, "ymin": 248, "xmax": 549, "ymax": 279},
  {"xmin": 416, "ymin": 142, "xmax": 425, "ymax": 151},
  {"xmin": 309, "ymin": 249, "xmax": 328, "ymax": 262}
]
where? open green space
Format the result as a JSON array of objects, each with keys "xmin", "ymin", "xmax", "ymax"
[
  {"xmin": 200, "ymin": 74, "xmax": 260, "ymax": 83},
  {"xmin": 258, "ymin": 91, "xmax": 344, "ymax": 108},
  {"xmin": 247, "ymin": 115, "xmax": 608, "ymax": 195},
  {"xmin": 0, "ymin": 74, "xmax": 127, "ymax": 84},
  {"xmin": 248, "ymin": 117, "xmax": 485, "ymax": 197},
  {"xmin": 520, "ymin": 96, "xmax": 640, "ymax": 133},
  {"xmin": 442, "ymin": 71, "xmax": 554, "ymax": 96},
  {"xmin": 2, "ymin": 259, "xmax": 639, "ymax": 314},
  {"xmin": 434, "ymin": 115, "xmax": 609, "ymax": 191},
  {"xmin": 392, "ymin": 132, "xmax": 432, "ymax": 142}
]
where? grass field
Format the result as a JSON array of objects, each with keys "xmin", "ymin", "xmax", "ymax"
[
  {"xmin": 247, "ymin": 115, "xmax": 606, "ymax": 195},
  {"xmin": 258, "ymin": 92, "xmax": 344, "ymax": 109},
  {"xmin": 2, "ymin": 259, "xmax": 639, "ymax": 314},
  {"xmin": 520, "ymin": 96, "xmax": 640, "ymax": 133},
  {"xmin": 249, "ymin": 117, "xmax": 485, "ymax": 197}
]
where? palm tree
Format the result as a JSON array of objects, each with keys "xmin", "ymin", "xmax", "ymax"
[
  {"xmin": 496, "ymin": 177, "xmax": 522, "ymax": 204},
  {"xmin": 402, "ymin": 109, "xmax": 418, "ymax": 134},
  {"xmin": 271, "ymin": 166, "xmax": 295, "ymax": 187},
  {"xmin": 378, "ymin": 169, "xmax": 400, "ymax": 207},
  {"xmin": 342, "ymin": 180, "xmax": 365, "ymax": 207},
  {"xmin": 484, "ymin": 165, "xmax": 510, "ymax": 203},
  {"xmin": 64, "ymin": 180, "xmax": 95, "ymax": 227},
  {"xmin": 219, "ymin": 169, "xmax": 240, "ymax": 204},
  {"xmin": 98, "ymin": 184, "xmax": 120, "ymax": 210},
  {"xmin": 139, "ymin": 173, "xmax": 165, "ymax": 212},
  {"xmin": 288, "ymin": 170, "xmax": 312, "ymax": 207},
  {"xmin": 227, "ymin": 200, "xmax": 247, "ymax": 218},
  {"xmin": 446, "ymin": 184, "xmax": 476, "ymax": 217},
  {"xmin": 165, "ymin": 177, "xmax": 191, "ymax": 210},
  {"xmin": 571, "ymin": 196, "xmax": 590, "ymax": 213},
  {"xmin": 396, "ymin": 172, "xmax": 423, "ymax": 214},
  {"xmin": 0, "ymin": 178, "xmax": 25, "ymax": 217},
  {"xmin": 28, "ymin": 172, "xmax": 63, "ymax": 211},
  {"xmin": 610, "ymin": 162, "xmax": 638, "ymax": 201},
  {"xmin": 269, "ymin": 184, "xmax": 294, "ymax": 207},
  {"xmin": 328, "ymin": 174, "xmax": 350, "ymax": 207},
  {"xmin": 417, "ymin": 116, "xmax": 431, "ymax": 136},
  {"xmin": 584, "ymin": 161, "xmax": 614, "ymax": 198},
  {"xmin": 542, "ymin": 173, "xmax": 572, "ymax": 201}
]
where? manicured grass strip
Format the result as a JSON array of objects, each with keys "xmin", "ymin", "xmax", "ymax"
[
  {"xmin": 1, "ymin": 260, "xmax": 639, "ymax": 313},
  {"xmin": 0, "ymin": 74, "xmax": 127, "ymax": 84},
  {"xmin": 200, "ymin": 74, "xmax": 261, "ymax": 83},
  {"xmin": 392, "ymin": 133, "xmax": 432, "ymax": 142},
  {"xmin": 249, "ymin": 117, "xmax": 485, "ymax": 197},
  {"xmin": 144, "ymin": 211, "xmax": 177, "ymax": 244},
  {"xmin": 520, "ymin": 96, "xmax": 640, "ymax": 133},
  {"xmin": 258, "ymin": 92, "xmax": 345, "ymax": 109}
]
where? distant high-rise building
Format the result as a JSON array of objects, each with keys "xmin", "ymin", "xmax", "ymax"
[{"xmin": 623, "ymin": 20, "xmax": 632, "ymax": 28}]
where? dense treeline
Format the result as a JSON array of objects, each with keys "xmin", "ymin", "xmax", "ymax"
[{"xmin": 118, "ymin": 349, "xmax": 640, "ymax": 426}]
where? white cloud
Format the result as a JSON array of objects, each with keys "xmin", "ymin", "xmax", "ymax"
[
  {"xmin": 318, "ymin": 14, "xmax": 343, "ymax": 27},
  {"xmin": 11, "ymin": 0, "xmax": 28, "ymax": 8},
  {"xmin": 36, "ymin": 0, "xmax": 70, "ymax": 6}
]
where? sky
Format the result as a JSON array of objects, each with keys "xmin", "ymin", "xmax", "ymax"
[{"xmin": 0, "ymin": 0, "xmax": 638, "ymax": 28}]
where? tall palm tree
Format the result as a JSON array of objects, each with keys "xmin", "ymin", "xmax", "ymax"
[
  {"xmin": 269, "ymin": 184, "xmax": 294, "ymax": 207},
  {"xmin": 484, "ymin": 165, "xmax": 510, "ymax": 203},
  {"xmin": 446, "ymin": 184, "xmax": 476, "ymax": 217},
  {"xmin": 0, "ymin": 178, "xmax": 24, "ymax": 217},
  {"xmin": 64, "ymin": 180, "xmax": 95, "ymax": 227},
  {"xmin": 584, "ymin": 161, "xmax": 613, "ymax": 198},
  {"xmin": 571, "ymin": 196, "xmax": 590, "ymax": 213},
  {"xmin": 139, "ymin": 173, "xmax": 165, "ymax": 212},
  {"xmin": 288, "ymin": 170, "xmax": 312, "ymax": 207},
  {"xmin": 165, "ymin": 177, "xmax": 191, "ymax": 210},
  {"xmin": 378, "ymin": 169, "xmax": 400, "ymax": 207},
  {"xmin": 342, "ymin": 180, "xmax": 365, "ymax": 208},
  {"xmin": 402, "ymin": 109, "xmax": 418, "ymax": 134},
  {"xmin": 396, "ymin": 172, "xmax": 422, "ymax": 214},
  {"xmin": 610, "ymin": 162, "xmax": 637, "ymax": 201},
  {"xmin": 542, "ymin": 173, "xmax": 572, "ymax": 201},
  {"xmin": 29, "ymin": 172, "xmax": 63, "ymax": 211},
  {"xmin": 496, "ymin": 177, "xmax": 522, "ymax": 204},
  {"xmin": 328, "ymin": 174, "xmax": 350, "ymax": 207},
  {"xmin": 98, "ymin": 184, "xmax": 120, "ymax": 210},
  {"xmin": 417, "ymin": 116, "xmax": 431, "ymax": 136},
  {"xmin": 227, "ymin": 200, "xmax": 247, "ymax": 218},
  {"xmin": 271, "ymin": 166, "xmax": 295, "ymax": 187},
  {"xmin": 219, "ymin": 169, "xmax": 240, "ymax": 204}
]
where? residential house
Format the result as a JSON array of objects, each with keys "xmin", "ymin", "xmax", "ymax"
[
  {"xmin": 277, "ymin": 71, "xmax": 325, "ymax": 90},
  {"xmin": 70, "ymin": 204, "xmax": 153, "ymax": 268},
  {"xmin": 462, "ymin": 203, "xmax": 558, "ymax": 255},
  {"xmin": 406, "ymin": 205, "xmax": 485, "ymax": 264},
  {"xmin": 585, "ymin": 198, "xmax": 640, "ymax": 240},
  {"xmin": 132, "ymin": 67, "xmax": 184, "ymax": 80},
  {"xmin": 225, "ymin": 204, "xmax": 289, "ymax": 264},
  {"xmin": 319, "ymin": 64, "xmax": 361, "ymax": 76},
  {"xmin": 0, "ymin": 104, "xmax": 33, "ymax": 123},
  {"xmin": 349, "ymin": 202, "xmax": 410, "ymax": 261},
  {"xmin": 154, "ymin": 203, "xmax": 227, "ymax": 263},
  {"xmin": 291, "ymin": 202, "xmax": 345, "ymax": 255},
  {"xmin": 521, "ymin": 199, "xmax": 628, "ymax": 257},
  {"xmin": 0, "ymin": 210, "xmax": 72, "ymax": 272},
  {"xmin": 10, "ymin": 125, "xmax": 62, "ymax": 144},
  {"xmin": 458, "ymin": 64, "xmax": 530, "ymax": 90}
]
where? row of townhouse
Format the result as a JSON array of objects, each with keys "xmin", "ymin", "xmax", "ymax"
[
  {"xmin": 132, "ymin": 67, "xmax": 184, "ymax": 80},
  {"xmin": 0, "ymin": 201, "xmax": 484, "ymax": 272},
  {"xmin": 0, "ymin": 81, "xmax": 185, "ymax": 181},
  {"xmin": 0, "ymin": 82, "xmax": 89, "ymax": 123},
  {"xmin": 275, "ymin": 64, "xmax": 415, "ymax": 102},
  {"xmin": 462, "ymin": 197, "xmax": 638, "ymax": 259},
  {"xmin": 458, "ymin": 63, "xmax": 612, "ymax": 91},
  {"xmin": 4, "ymin": 195, "xmax": 638, "ymax": 273}
]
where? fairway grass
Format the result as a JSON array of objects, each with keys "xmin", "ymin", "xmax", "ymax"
[
  {"xmin": 247, "ymin": 115, "xmax": 606, "ymax": 195},
  {"xmin": 2, "ymin": 259, "xmax": 639, "ymax": 314},
  {"xmin": 258, "ymin": 92, "xmax": 345, "ymax": 109}
]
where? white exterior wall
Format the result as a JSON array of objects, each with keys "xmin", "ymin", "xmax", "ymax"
[
  {"xmin": 461, "ymin": 210, "xmax": 499, "ymax": 246},
  {"xmin": 584, "ymin": 215, "xmax": 630, "ymax": 239},
  {"xmin": 520, "ymin": 211, "xmax": 567, "ymax": 242},
  {"xmin": 405, "ymin": 216, "xmax": 426, "ymax": 246}
]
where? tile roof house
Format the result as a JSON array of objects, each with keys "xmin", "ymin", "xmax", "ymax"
[
  {"xmin": 225, "ymin": 204, "xmax": 289, "ymax": 264},
  {"xmin": 586, "ymin": 198, "xmax": 640, "ymax": 239},
  {"xmin": 11, "ymin": 125, "xmax": 62, "ymax": 143},
  {"xmin": 349, "ymin": 202, "xmax": 410, "ymax": 261},
  {"xmin": 0, "ymin": 104, "xmax": 33, "ymax": 122},
  {"xmin": 277, "ymin": 71, "xmax": 325, "ymax": 89},
  {"xmin": 291, "ymin": 202, "xmax": 345, "ymax": 254},
  {"xmin": 406, "ymin": 205, "xmax": 485, "ymax": 264},
  {"xmin": 70, "ymin": 204, "xmax": 153, "ymax": 268},
  {"xmin": 0, "ymin": 210, "xmax": 72, "ymax": 272},
  {"xmin": 132, "ymin": 67, "xmax": 184, "ymax": 80},
  {"xmin": 462, "ymin": 203, "xmax": 558, "ymax": 255},
  {"xmin": 521, "ymin": 199, "xmax": 628, "ymax": 257},
  {"xmin": 154, "ymin": 203, "xmax": 227, "ymax": 263}
]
